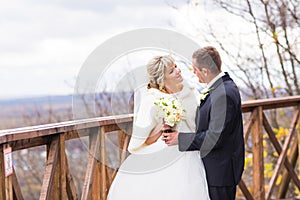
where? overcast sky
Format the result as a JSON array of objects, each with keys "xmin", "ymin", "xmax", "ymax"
[{"xmin": 0, "ymin": 0, "xmax": 249, "ymax": 99}]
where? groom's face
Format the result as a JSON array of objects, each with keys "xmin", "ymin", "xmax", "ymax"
[{"xmin": 192, "ymin": 59, "xmax": 205, "ymax": 83}]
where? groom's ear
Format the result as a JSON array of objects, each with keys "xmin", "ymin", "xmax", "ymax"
[{"xmin": 202, "ymin": 67, "xmax": 209, "ymax": 75}]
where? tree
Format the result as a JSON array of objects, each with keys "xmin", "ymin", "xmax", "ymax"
[{"xmin": 171, "ymin": 0, "xmax": 300, "ymax": 99}]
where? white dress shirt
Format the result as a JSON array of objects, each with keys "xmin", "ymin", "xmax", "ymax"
[{"xmin": 207, "ymin": 71, "xmax": 225, "ymax": 89}]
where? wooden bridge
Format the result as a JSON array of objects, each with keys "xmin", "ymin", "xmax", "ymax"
[{"xmin": 0, "ymin": 96, "xmax": 299, "ymax": 200}]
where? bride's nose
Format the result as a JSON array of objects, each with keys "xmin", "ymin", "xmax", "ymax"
[{"xmin": 176, "ymin": 68, "xmax": 181, "ymax": 74}]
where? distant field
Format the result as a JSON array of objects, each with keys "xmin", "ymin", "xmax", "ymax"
[
  {"xmin": 0, "ymin": 95, "xmax": 72, "ymax": 129},
  {"xmin": 0, "ymin": 92, "xmax": 134, "ymax": 130}
]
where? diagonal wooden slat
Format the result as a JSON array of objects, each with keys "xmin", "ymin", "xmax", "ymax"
[
  {"xmin": 263, "ymin": 113, "xmax": 300, "ymax": 188},
  {"xmin": 238, "ymin": 179, "xmax": 254, "ymax": 200},
  {"xmin": 120, "ymin": 134, "xmax": 130, "ymax": 164},
  {"xmin": 277, "ymin": 137, "xmax": 299, "ymax": 198},
  {"xmin": 106, "ymin": 128, "xmax": 131, "ymax": 196},
  {"xmin": 39, "ymin": 136, "xmax": 59, "ymax": 200},
  {"xmin": 118, "ymin": 130, "xmax": 125, "ymax": 161},
  {"xmin": 266, "ymin": 107, "xmax": 300, "ymax": 200},
  {"xmin": 81, "ymin": 127, "xmax": 101, "ymax": 200},
  {"xmin": 65, "ymin": 155, "xmax": 78, "ymax": 200},
  {"xmin": 11, "ymin": 169, "xmax": 24, "ymax": 200},
  {"xmin": 106, "ymin": 165, "xmax": 113, "ymax": 189},
  {"xmin": 111, "ymin": 168, "xmax": 118, "ymax": 181}
]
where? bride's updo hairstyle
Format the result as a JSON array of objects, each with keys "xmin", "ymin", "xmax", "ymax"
[{"xmin": 147, "ymin": 55, "xmax": 174, "ymax": 92}]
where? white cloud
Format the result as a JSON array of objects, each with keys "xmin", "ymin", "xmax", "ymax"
[
  {"xmin": 3, "ymin": 0, "xmax": 268, "ymax": 99},
  {"xmin": 0, "ymin": 0, "xmax": 186, "ymax": 99}
]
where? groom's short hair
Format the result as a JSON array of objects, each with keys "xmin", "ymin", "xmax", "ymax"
[{"xmin": 192, "ymin": 46, "xmax": 222, "ymax": 74}]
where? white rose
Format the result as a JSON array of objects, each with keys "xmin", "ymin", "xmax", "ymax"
[{"xmin": 166, "ymin": 115, "xmax": 176, "ymax": 126}]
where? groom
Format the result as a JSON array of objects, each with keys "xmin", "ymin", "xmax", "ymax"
[{"xmin": 163, "ymin": 46, "xmax": 245, "ymax": 200}]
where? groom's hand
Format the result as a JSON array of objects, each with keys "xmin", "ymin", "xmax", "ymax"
[{"xmin": 162, "ymin": 130, "xmax": 179, "ymax": 146}]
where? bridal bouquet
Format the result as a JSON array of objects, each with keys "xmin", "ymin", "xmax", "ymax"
[{"xmin": 154, "ymin": 97, "xmax": 185, "ymax": 127}]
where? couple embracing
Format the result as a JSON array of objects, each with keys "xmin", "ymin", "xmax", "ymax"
[{"xmin": 108, "ymin": 46, "xmax": 245, "ymax": 200}]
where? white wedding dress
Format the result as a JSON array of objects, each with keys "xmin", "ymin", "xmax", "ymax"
[{"xmin": 107, "ymin": 81, "xmax": 210, "ymax": 200}]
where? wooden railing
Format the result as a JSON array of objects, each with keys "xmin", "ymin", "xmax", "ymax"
[
  {"xmin": 0, "ymin": 96, "xmax": 299, "ymax": 200},
  {"xmin": 240, "ymin": 96, "xmax": 300, "ymax": 200}
]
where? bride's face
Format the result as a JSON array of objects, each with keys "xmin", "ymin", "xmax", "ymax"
[{"xmin": 163, "ymin": 62, "xmax": 183, "ymax": 88}]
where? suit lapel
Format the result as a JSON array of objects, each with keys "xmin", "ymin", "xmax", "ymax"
[{"xmin": 199, "ymin": 93, "xmax": 210, "ymax": 107}]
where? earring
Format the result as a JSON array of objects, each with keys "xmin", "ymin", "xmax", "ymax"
[{"xmin": 159, "ymin": 86, "xmax": 167, "ymax": 93}]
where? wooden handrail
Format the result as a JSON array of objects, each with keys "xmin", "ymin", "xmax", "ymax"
[
  {"xmin": 0, "ymin": 114, "xmax": 133, "ymax": 144},
  {"xmin": 242, "ymin": 95, "xmax": 300, "ymax": 112}
]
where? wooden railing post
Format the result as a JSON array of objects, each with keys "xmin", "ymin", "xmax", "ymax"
[
  {"xmin": 81, "ymin": 127, "xmax": 101, "ymax": 200},
  {"xmin": 91, "ymin": 127, "xmax": 101, "ymax": 200},
  {"xmin": 45, "ymin": 134, "xmax": 67, "ymax": 200},
  {"xmin": 65, "ymin": 155, "xmax": 78, "ymax": 200},
  {"xmin": 100, "ymin": 127, "xmax": 107, "ymax": 200},
  {"xmin": 40, "ymin": 136, "xmax": 59, "ymax": 200},
  {"xmin": 59, "ymin": 134, "xmax": 67, "ymax": 199},
  {"xmin": 252, "ymin": 106, "xmax": 265, "ymax": 200},
  {"xmin": 4, "ymin": 144, "xmax": 13, "ymax": 200},
  {"xmin": 0, "ymin": 145, "xmax": 5, "ymax": 200}
]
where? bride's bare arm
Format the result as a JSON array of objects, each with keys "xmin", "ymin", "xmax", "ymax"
[
  {"xmin": 145, "ymin": 123, "xmax": 173, "ymax": 145},
  {"xmin": 144, "ymin": 123, "xmax": 163, "ymax": 145}
]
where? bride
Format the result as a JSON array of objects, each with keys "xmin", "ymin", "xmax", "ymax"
[{"xmin": 107, "ymin": 55, "xmax": 210, "ymax": 200}]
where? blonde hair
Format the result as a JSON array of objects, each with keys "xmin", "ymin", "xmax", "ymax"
[{"xmin": 147, "ymin": 55, "xmax": 174, "ymax": 91}]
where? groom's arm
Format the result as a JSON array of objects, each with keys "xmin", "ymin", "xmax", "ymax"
[{"xmin": 178, "ymin": 94, "xmax": 237, "ymax": 151}]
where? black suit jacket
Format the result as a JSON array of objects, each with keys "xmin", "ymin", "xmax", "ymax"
[{"xmin": 178, "ymin": 72, "xmax": 245, "ymax": 187}]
